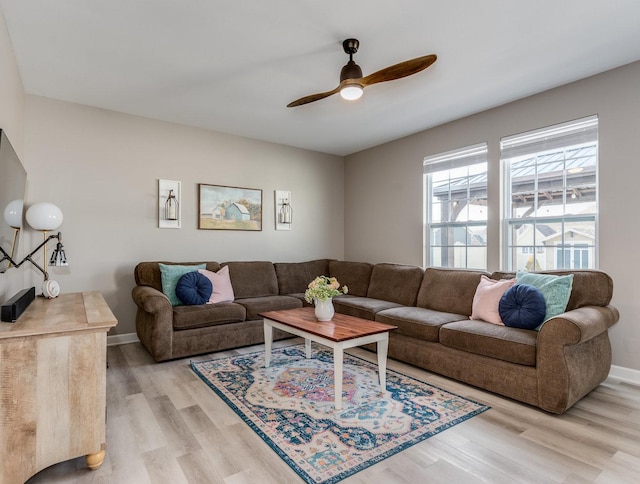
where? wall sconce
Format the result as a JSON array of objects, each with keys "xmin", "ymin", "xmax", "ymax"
[
  {"xmin": 0, "ymin": 230, "xmax": 68, "ymax": 299},
  {"xmin": 159, "ymin": 179, "xmax": 181, "ymax": 228},
  {"xmin": 19, "ymin": 231, "xmax": 67, "ymax": 298},
  {"xmin": 275, "ymin": 190, "xmax": 292, "ymax": 231}
]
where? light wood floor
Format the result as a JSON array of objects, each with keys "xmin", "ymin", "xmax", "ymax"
[{"xmin": 27, "ymin": 339, "xmax": 640, "ymax": 484}]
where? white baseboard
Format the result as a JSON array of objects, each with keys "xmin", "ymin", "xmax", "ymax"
[
  {"xmin": 608, "ymin": 365, "xmax": 640, "ymax": 386},
  {"xmin": 107, "ymin": 332, "xmax": 139, "ymax": 346}
]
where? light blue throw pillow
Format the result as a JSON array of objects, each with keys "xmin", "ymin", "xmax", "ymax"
[
  {"xmin": 159, "ymin": 263, "xmax": 206, "ymax": 306},
  {"xmin": 515, "ymin": 271, "xmax": 574, "ymax": 323}
]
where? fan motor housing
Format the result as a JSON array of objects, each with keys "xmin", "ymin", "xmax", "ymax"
[{"xmin": 340, "ymin": 60, "xmax": 363, "ymax": 82}]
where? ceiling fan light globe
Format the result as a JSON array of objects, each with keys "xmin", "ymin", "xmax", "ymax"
[{"xmin": 340, "ymin": 85, "xmax": 363, "ymax": 101}]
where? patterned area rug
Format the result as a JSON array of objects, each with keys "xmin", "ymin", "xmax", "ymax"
[{"xmin": 191, "ymin": 344, "xmax": 489, "ymax": 484}]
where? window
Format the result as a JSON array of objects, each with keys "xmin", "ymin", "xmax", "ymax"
[
  {"xmin": 423, "ymin": 143, "xmax": 488, "ymax": 269},
  {"xmin": 502, "ymin": 115, "xmax": 598, "ymax": 271},
  {"xmin": 556, "ymin": 243, "xmax": 589, "ymax": 269}
]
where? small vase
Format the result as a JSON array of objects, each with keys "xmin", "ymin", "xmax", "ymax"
[{"xmin": 314, "ymin": 298, "xmax": 334, "ymax": 321}]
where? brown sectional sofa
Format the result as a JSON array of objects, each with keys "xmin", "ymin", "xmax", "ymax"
[{"xmin": 132, "ymin": 259, "xmax": 619, "ymax": 414}]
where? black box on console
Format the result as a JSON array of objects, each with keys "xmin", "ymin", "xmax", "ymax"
[{"xmin": 1, "ymin": 286, "xmax": 36, "ymax": 322}]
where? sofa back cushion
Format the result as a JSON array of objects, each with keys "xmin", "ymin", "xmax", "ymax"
[
  {"xmin": 329, "ymin": 260, "xmax": 373, "ymax": 297},
  {"xmin": 417, "ymin": 268, "xmax": 489, "ymax": 316},
  {"xmin": 367, "ymin": 263, "xmax": 424, "ymax": 306},
  {"xmin": 490, "ymin": 269, "xmax": 613, "ymax": 310},
  {"xmin": 274, "ymin": 259, "xmax": 333, "ymax": 295},
  {"xmin": 135, "ymin": 261, "xmax": 221, "ymax": 292},
  {"xmin": 221, "ymin": 261, "xmax": 278, "ymax": 299}
]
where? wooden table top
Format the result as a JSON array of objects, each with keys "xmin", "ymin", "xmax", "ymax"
[
  {"xmin": 0, "ymin": 291, "xmax": 117, "ymax": 339},
  {"xmin": 259, "ymin": 307, "xmax": 397, "ymax": 342}
]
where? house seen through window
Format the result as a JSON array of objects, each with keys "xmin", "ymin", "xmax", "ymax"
[
  {"xmin": 502, "ymin": 115, "xmax": 598, "ymax": 271},
  {"xmin": 423, "ymin": 143, "xmax": 488, "ymax": 270}
]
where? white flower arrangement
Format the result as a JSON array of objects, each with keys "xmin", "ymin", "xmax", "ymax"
[{"xmin": 304, "ymin": 275, "xmax": 348, "ymax": 303}]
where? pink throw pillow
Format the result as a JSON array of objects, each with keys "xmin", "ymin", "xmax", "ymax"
[
  {"xmin": 198, "ymin": 266, "xmax": 235, "ymax": 303},
  {"xmin": 471, "ymin": 275, "xmax": 516, "ymax": 325}
]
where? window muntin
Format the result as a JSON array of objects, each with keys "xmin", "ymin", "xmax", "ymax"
[{"xmin": 502, "ymin": 116, "xmax": 598, "ymax": 271}]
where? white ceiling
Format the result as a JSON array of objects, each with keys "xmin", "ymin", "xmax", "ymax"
[{"xmin": 2, "ymin": 1, "xmax": 640, "ymax": 156}]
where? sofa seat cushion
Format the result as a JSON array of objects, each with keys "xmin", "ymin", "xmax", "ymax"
[
  {"xmin": 439, "ymin": 320, "xmax": 537, "ymax": 366},
  {"xmin": 332, "ymin": 296, "xmax": 403, "ymax": 321},
  {"xmin": 236, "ymin": 295, "xmax": 303, "ymax": 320},
  {"xmin": 375, "ymin": 306, "xmax": 468, "ymax": 342},
  {"xmin": 173, "ymin": 303, "xmax": 246, "ymax": 330}
]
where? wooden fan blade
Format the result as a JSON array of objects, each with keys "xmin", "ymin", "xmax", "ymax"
[
  {"xmin": 287, "ymin": 86, "xmax": 341, "ymax": 107},
  {"xmin": 361, "ymin": 54, "xmax": 437, "ymax": 87}
]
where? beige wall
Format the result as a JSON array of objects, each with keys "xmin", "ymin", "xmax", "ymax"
[
  {"xmin": 0, "ymin": 8, "xmax": 25, "ymax": 303},
  {"xmin": 344, "ymin": 60, "xmax": 640, "ymax": 371},
  {"xmin": 22, "ymin": 96, "xmax": 344, "ymax": 336}
]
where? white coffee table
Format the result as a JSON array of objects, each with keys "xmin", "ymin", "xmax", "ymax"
[{"xmin": 260, "ymin": 307, "xmax": 397, "ymax": 410}]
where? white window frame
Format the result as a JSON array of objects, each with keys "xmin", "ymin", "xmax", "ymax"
[
  {"xmin": 423, "ymin": 142, "xmax": 488, "ymax": 270},
  {"xmin": 501, "ymin": 115, "xmax": 598, "ymax": 271}
]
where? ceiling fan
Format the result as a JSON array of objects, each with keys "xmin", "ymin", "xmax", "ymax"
[{"xmin": 287, "ymin": 38, "xmax": 437, "ymax": 108}]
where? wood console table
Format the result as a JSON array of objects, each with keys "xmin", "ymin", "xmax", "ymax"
[{"xmin": 0, "ymin": 291, "xmax": 117, "ymax": 484}]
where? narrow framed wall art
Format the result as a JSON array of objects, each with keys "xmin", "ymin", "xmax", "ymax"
[{"xmin": 159, "ymin": 179, "xmax": 181, "ymax": 228}]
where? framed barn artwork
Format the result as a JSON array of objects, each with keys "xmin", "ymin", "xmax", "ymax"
[{"xmin": 198, "ymin": 184, "xmax": 262, "ymax": 231}]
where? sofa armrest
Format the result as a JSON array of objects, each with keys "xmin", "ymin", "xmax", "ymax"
[
  {"xmin": 536, "ymin": 305, "xmax": 619, "ymax": 413},
  {"xmin": 132, "ymin": 285, "xmax": 171, "ymax": 314},
  {"xmin": 538, "ymin": 305, "xmax": 619, "ymax": 345},
  {"xmin": 131, "ymin": 285, "xmax": 174, "ymax": 361}
]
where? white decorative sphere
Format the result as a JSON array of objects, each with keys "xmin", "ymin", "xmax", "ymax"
[
  {"xmin": 4, "ymin": 199, "xmax": 23, "ymax": 228},
  {"xmin": 26, "ymin": 202, "xmax": 64, "ymax": 231}
]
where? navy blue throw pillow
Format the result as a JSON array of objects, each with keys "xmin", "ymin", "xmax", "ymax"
[
  {"xmin": 498, "ymin": 284, "xmax": 547, "ymax": 330},
  {"xmin": 175, "ymin": 271, "xmax": 213, "ymax": 306}
]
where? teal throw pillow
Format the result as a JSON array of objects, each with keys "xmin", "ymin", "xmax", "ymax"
[
  {"xmin": 159, "ymin": 263, "xmax": 206, "ymax": 306},
  {"xmin": 515, "ymin": 271, "xmax": 574, "ymax": 324}
]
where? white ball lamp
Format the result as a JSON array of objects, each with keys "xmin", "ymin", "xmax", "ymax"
[
  {"xmin": 4, "ymin": 199, "xmax": 23, "ymax": 228},
  {"xmin": 26, "ymin": 202, "xmax": 63, "ymax": 231}
]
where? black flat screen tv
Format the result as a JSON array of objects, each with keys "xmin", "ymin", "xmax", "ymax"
[{"xmin": 0, "ymin": 129, "xmax": 27, "ymax": 273}]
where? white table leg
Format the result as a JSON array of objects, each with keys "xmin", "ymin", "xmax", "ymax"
[
  {"xmin": 264, "ymin": 320, "xmax": 273, "ymax": 368},
  {"xmin": 305, "ymin": 338, "xmax": 311, "ymax": 358},
  {"xmin": 377, "ymin": 335, "xmax": 389, "ymax": 392},
  {"xmin": 334, "ymin": 346, "xmax": 343, "ymax": 410}
]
